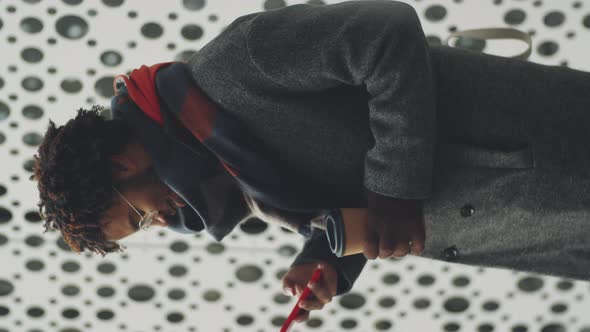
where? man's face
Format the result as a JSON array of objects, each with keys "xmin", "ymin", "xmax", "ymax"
[{"xmin": 100, "ymin": 165, "xmax": 187, "ymax": 241}]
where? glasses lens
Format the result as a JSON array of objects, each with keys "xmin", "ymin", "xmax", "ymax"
[{"xmin": 139, "ymin": 210, "xmax": 159, "ymax": 230}]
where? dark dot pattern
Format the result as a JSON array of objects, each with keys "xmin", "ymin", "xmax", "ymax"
[
  {"xmin": 20, "ymin": 17, "xmax": 44, "ymax": 33},
  {"xmin": 181, "ymin": 24, "xmax": 204, "ymax": 40},
  {"xmin": 21, "ymin": 76, "xmax": 43, "ymax": 91},
  {"xmin": 128, "ymin": 284, "xmax": 155, "ymax": 302},
  {"xmin": 102, "ymin": 0, "xmax": 124, "ymax": 7},
  {"xmin": 453, "ymin": 36, "xmax": 486, "ymax": 52},
  {"xmin": 538, "ymin": 40, "xmax": 559, "ymax": 56},
  {"xmin": 424, "ymin": 5, "xmax": 447, "ymax": 22},
  {"xmin": 97, "ymin": 286, "xmax": 115, "ymax": 297},
  {"xmin": 339, "ymin": 293, "xmax": 366, "ymax": 309},
  {"xmin": 60, "ymin": 78, "xmax": 83, "ymax": 93},
  {"xmin": 22, "ymin": 105, "xmax": 43, "ymax": 119},
  {"xmin": 505, "ymin": 9, "xmax": 526, "ymax": 25},
  {"xmin": 55, "ymin": 15, "xmax": 89, "ymax": 39},
  {"xmin": 141, "ymin": 22, "xmax": 164, "ymax": 39},
  {"xmin": 63, "ymin": 0, "xmax": 83, "ymax": 5},
  {"xmin": 0, "ymin": 102, "xmax": 10, "ymax": 122},
  {"xmin": 518, "ymin": 276, "xmax": 544, "ymax": 292},
  {"xmin": 183, "ymin": 0, "xmax": 205, "ymax": 11},
  {"xmin": 100, "ymin": 50, "xmax": 123, "ymax": 66},
  {"xmin": 444, "ymin": 296, "xmax": 470, "ymax": 313},
  {"xmin": 21, "ymin": 47, "xmax": 44, "ymax": 63},
  {"xmin": 94, "ymin": 76, "xmax": 116, "ymax": 98},
  {"xmin": 1, "ymin": 1, "xmax": 589, "ymax": 331},
  {"xmin": 544, "ymin": 11, "xmax": 565, "ymax": 27},
  {"xmin": 239, "ymin": 218, "xmax": 268, "ymax": 234}
]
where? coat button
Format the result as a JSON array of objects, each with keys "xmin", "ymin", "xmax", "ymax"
[
  {"xmin": 460, "ymin": 204, "xmax": 474, "ymax": 217},
  {"xmin": 442, "ymin": 245, "xmax": 459, "ymax": 262}
]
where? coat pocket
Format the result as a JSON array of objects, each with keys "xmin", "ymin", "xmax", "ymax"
[{"xmin": 437, "ymin": 141, "xmax": 535, "ymax": 169}]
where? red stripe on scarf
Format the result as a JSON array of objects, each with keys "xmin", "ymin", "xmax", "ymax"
[
  {"xmin": 180, "ymin": 85, "xmax": 239, "ymax": 177},
  {"xmin": 113, "ymin": 62, "xmax": 176, "ymax": 126},
  {"xmin": 113, "ymin": 61, "xmax": 239, "ymax": 177}
]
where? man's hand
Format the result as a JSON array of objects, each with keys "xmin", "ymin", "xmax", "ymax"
[
  {"xmin": 281, "ymin": 261, "xmax": 338, "ymax": 322},
  {"xmin": 363, "ymin": 188, "xmax": 426, "ymax": 260}
]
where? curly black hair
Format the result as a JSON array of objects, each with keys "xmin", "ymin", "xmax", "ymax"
[{"xmin": 30, "ymin": 105, "xmax": 136, "ymax": 256}]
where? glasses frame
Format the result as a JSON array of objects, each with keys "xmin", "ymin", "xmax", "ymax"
[{"xmin": 112, "ymin": 185, "xmax": 158, "ymax": 231}]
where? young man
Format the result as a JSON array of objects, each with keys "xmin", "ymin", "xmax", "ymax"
[{"xmin": 32, "ymin": 0, "xmax": 590, "ymax": 323}]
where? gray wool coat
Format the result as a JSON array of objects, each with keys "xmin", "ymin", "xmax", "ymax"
[{"xmin": 186, "ymin": 0, "xmax": 590, "ymax": 295}]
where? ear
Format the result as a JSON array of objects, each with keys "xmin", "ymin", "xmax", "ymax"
[{"xmin": 109, "ymin": 153, "xmax": 137, "ymax": 181}]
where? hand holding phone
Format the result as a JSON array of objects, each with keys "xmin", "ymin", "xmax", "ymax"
[{"xmin": 280, "ymin": 262, "xmax": 338, "ymax": 331}]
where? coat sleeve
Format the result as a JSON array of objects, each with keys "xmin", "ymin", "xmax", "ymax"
[
  {"xmin": 243, "ymin": 0, "xmax": 437, "ymax": 199},
  {"xmin": 290, "ymin": 227, "xmax": 368, "ymax": 296}
]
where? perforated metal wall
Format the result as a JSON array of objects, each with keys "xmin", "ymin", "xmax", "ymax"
[{"xmin": 1, "ymin": 0, "xmax": 589, "ymax": 331}]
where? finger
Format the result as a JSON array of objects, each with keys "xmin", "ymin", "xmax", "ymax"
[
  {"xmin": 299, "ymin": 297, "xmax": 325, "ymax": 311},
  {"xmin": 410, "ymin": 236, "xmax": 424, "ymax": 256},
  {"xmin": 378, "ymin": 226, "xmax": 396, "ymax": 259},
  {"xmin": 409, "ymin": 221, "xmax": 426, "ymax": 256},
  {"xmin": 405, "ymin": 215, "xmax": 425, "ymax": 255},
  {"xmin": 297, "ymin": 287, "xmax": 321, "ymax": 311},
  {"xmin": 410, "ymin": 239, "xmax": 425, "ymax": 256},
  {"xmin": 393, "ymin": 241, "xmax": 410, "ymax": 257},
  {"xmin": 295, "ymin": 286, "xmax": 319, "ymax": 309},
  {"xmin": 283, "ymin": 285, "xmax": 295, "ymax": 296},
  {"xmin": 393, "ymin": 225, "xmax": 411, "ymax": 257},
  {"xmin": 363, "ymin": 216, "xmax": 380, "ymax": 260},
  {"xmin": 307, "ymin": 279, "xmax": 332, "ymax": 306},
  {"xmin": 295, "ymin": 309, "xmax": 309, "ymax": 322}
]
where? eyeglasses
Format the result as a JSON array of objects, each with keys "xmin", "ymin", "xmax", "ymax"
[{"xmin": 112, "ymin": 185, "xmax": 158, "ymax": 231}]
